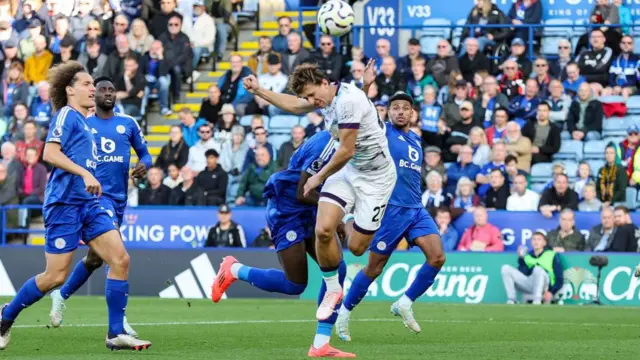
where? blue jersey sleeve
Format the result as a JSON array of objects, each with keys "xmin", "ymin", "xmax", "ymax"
[
  {"xmin": 129, "ymin": 119, "xmax": 152, "ymax": 169},
  {"xmin": 303, "ymin": 132, "xmax": 336, "ymax": 175},
  {"xmin": 46, "ymin": 107, "xmax": 77, "ymax": 146}
]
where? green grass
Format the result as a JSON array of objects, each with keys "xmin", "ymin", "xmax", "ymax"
[{"xmin": 0, "ymin": 297, "xmax": 639, "ymax": 359}]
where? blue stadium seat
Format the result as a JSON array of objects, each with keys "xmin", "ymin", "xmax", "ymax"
[
  {"xmin": 634, "ymin": 20, "xmax": 640, "ymax": 53},
  {"xmin": 582, "ymin": 140, "xmax": 608, "ymax": 160},
  {"xmin": 451, "ymin": 19, "xmax": 466, "ymax": 50},
  {"xmin": 602, "ymin": 117, "xmax": 628, "ymax": 138},
  {"xmin": 572, "ymin": 19, "xmax": 588, "ymax": 49},
  {"xmin": 541, "ymin": 19, "xmax": 573, "ymax": 56},
  {"xmin": 627, "ymin": 96, "xmax": 640, "ymax": 114},
  {"xmin": 554, "ymin": 160, "xmax": 578, "ymax": 180},
  {"xmin": 419, "ymin": 18, "xmax": 452, "ymax": 56},
  {"xmin": 239, "ymin": 115, "xmax": 253, "ymax": 127},
  {"xmin": 269, "ymin": 115, "xmax": 299, "ymax": 133},
  {"xmin": 531, "ymin": 182, "xmax": 548, "ymax": 194},
  {"xmin": 626, "ymin": 187, "xmax": 639, "ymax": 210},
  {"xmin": 529, "ymin": 163, "xmax": 552, "ymax": 190},
  {"xmin": 586, "ymin": 159, "xmax": 605, "ymax": 176},
  {"xmin": 269, "ymin": 134, "xmax": 290, "ymax": 151},
  {"xmin": 553, "ymin": 140, "xmax": 583, "ymax": 161},
  {"xmin": 299, "ymin": 116, "xmax": 309, "ymax": 127}
]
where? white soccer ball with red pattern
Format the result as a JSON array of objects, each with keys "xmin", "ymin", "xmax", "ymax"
[{"xmin": 317, "ymin": 0, "xmax": 355, "ymax": 37}]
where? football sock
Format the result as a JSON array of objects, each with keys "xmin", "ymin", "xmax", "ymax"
[
  {"xmin": 105, "ymin": 279, "xmax": 128, "ymax": 337},
  {"xmin": 342, "ymin": 270, "xmax": 374, "ymax": 312},
  {"xmin": 404, "ymin": 263, "xmax": 440, "ymax": 303},
  {"xmin": 320, "ymin": 264, "xmax": 341, "ymax": 293},
  {"xmin": 314, "ymin": 260, "xmax": 346, "ymax": 348},
  {"xmin": 237, "ymin": 266, "xmax": 306, "ymax": 295},
  {"xmin": 313, "ymin": 323, "xmax": 332, "ymax": 349},
  {"xmin": 3, "ymin": 277, "xmax": 44, "ymax": 321},
  {"xmin": 60, "ymin": 260, "xmax": 93, "ymax": 300}
]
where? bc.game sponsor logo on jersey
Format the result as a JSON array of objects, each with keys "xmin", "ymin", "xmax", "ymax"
[
  {"xmin": 398, "ymin": 145, "xmax": 421, "ymax": 172},
  {"xmin": 98, "ymin": 137, "xmax": 124, "ymax": 163}
]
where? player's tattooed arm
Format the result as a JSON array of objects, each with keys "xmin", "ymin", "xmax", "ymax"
[{"xmin": 243, "ymin": 74, "xmax": 314, "ymax": 115}]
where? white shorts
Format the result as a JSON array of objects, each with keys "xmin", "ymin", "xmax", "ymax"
[{"xmin": 319, "ymin": 162, "xmax": 397, "ymax": 234}]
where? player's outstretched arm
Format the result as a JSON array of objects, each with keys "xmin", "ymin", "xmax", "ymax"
[
  {"xmin": 43, "ymin": 143, "xmax": 102, "ymax": 196},
  {"xmin": 243, "ymin": 75, "xmax": 314, "ymax": 115},
  {"xmin": 362, "ymin": 58, "xmax": 376, "ymax": 95}
]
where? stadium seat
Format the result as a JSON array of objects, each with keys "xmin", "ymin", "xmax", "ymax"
[
  {"xmin": 530, "ymin": 162, "xmax": 552, "ymax": 180},
  {"xmin": 541, "ymin": 19, "xmax": 573, "ymax": 56},
  {"xmin": 299, "ymin": 116, "xmax": 309, "ymax": 127},
  {"xmin": 572, "ymin": 19, "xmax": 588, "ymax": 49},
  {"xmin": 451, "ymin": 19, "xmax": 466, "ymax": 50},
  {"xmin": 602, "ymin": 117, "xmax": 628, "ymax": 138},
  {"xmin": 269, "ymin": 115, "xmax": 300, "ymax": 133},
  {"xmin": 554, "ymin": 160, "xmax": 578, "ymax": 179},
  {"xmin": 239, "ymin": 115, "xmax": 253, "ymax": 127},
  {"xmin": 627, "ymin": 96, "xmax": 640, "ymax": 114},
  {"xmin": 586, "ymin": 159, "xmax": 605, "ymax": 175},
  {"xmin": 553, "ymin": 140, "xmax": 583, "ymax": 161},
  {"xmin": 582, "ymin": 140, "xmax": 608, "ymax": 160},
  {"xmin": 269, "ymin": 134, "xmax": 290, "ymax": 151},
  {"xmin": 418, "ymin": 18, "xmax": 452, "ymax": 56},
  {"xmin": 531, "ymin": 182, "xmax": 547, "ymax": 194},
  {"xmin": 634, "ymin": 20, "xmax": 640, "ymax": 53},
  {"xmin": 626, "ymin": 187, "xmax": 639, "ymax": 210}
]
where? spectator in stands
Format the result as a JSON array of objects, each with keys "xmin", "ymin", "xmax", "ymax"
[
  {"xmin": 461, "ymin": 0, "xmax": 510, "ymax": 54},
  {"xmin": 504, "ymin": 121, "xmax": 532, "ymax": 171},
  {"xmin": 3, "ymin": 103, "xmax": 29, "ymax": 143},
  {"xmin": 441, "ymin": 80, "xmax": 470, "ymax": 130},
  {"xmin": 567, "ymin": 82, "xmax": 603, "ymax": 141},
  {"xmin": 418, "ymin": 86, "xmax": 441, "ymax": 145},
  {"xmin": 24, "ymin": 35, "xmax": 51, "ymax": 84},
  {"xmin": 475, "ymin": 141, "xmax": 506, "ymax": 195},
  {"xmin": 435, "ymin": 208, "xmax": 459, "ymax": 251},
  {"xmin": 596, "ymin": 144, "xmax": 627, "ymax": 206},
  {"xmin": 127, "ymin": 18, "xmax": 154, "ymax": 55},
  {"xmin": 422, "ymin": 171, "xmax": 452, "ymax": 209},
  {"xmin": 281, "ymin": 32, "xmax": 310, "ymax": 76},
  {"xmin": 468, "ymin": 126, "xmax": 491, "ymax": 167},
  {"xmin": 18, "ymin": 19, "xmax": 43, "ymax": 60},
  {"xmin": 271, "ymin": 15, "xmax": 293, "ymax": 53},
  {"xmin": 1, "ymin": 39, "xmax": 19, "ymax": 76},
  {"xmin": 128, "ymin": 178, "xmax": 139, "ymax": 207},
  {"xmin": 549, "ymin": 39, "xmax": 572, "ymax": 80},
  {"xmin": 179, "ymin": 107, "xmax": 207, "ymax": 147},
  {"xmin": 397, "ymin": 38, "xmax": 428, "ymax": 76},
  {"xmin": 587, "ymin": 207, "xmax": 616, "ymax": 251},
  {"xmin": 156, "ymin": 124, "xmax": 189, "ymax": 172},
  {"xmin": 502, "ymin": 38, "xmax": 533, "ymax": 78},
  {"xmin": 508, "ymin": 79, "xmax": 541, "ymax": 128},
  {"xmin": 160, "ymin": 15, "xmax": 193, "ymax": 101},
  {"xmin": 51, "ymin": 36, "xmax": 77, "ymax": 66},
  {"xmin": 139, "ymin": 167, "xmax": 171, "ymax": 205},
  {"xmin": 0, "ymin": 163, "xmax": 18, "ymax": 232},
  {"xmin": 195, "ymin": 149, "xmax": 227, "ymax": 206},
  {"xmin": 255, "ymin": 54, "xmax": 289, "ymax": 116},
  {"xmin": 198, "ymin": 84, "xmax": 222, "ymax": 126},
  {"xmin": 75, "ymin": 19, "xmax": 102, "ymax": 55},
  {"xmin": 579, "ymin": 183, "xmax": 602, "ymax": 212},
  {"xmin": 30, "ymin": 81, "xmax": 52, "ymax": 129},
  {"xmin": 77, "ymin": 38, "xmax": 106, "ymax": 78},
  {"xmin": 546, "ymin": 80, "xmax": 571, "ymax": 129},
  {"xmin": 244, "ymin": 114, "xmax": 265, "ymax": 147},
  {"xmin": 102, "ymin": 14, "xmax": 128, "ymax": 55},
  {"xmin": 205, "ymin": 204, "xmax": 246, "ymax": 247},
  {"xmin": 441, "ymin": 100, "xmax": 478, "ymax": 162},
  {"xmin": 115, "ymin": 55, "xmax": 144, "ymax": 116},
  {"xmin": 452, "ymin": 176, "xmax": 481, "ymax": 212},
  {"xmin": 375, "ymin": 56, "xmax": 405, "ymax": 101},
  {"xmin": 14, "ymin": 120, "xmax": 42, "ymax": 164},
  {"xmin": 426, "ymin": 39, "xmax": 459, "ymax": 88},
  {"xmin": 501, "ymin": 232, "xmax": 563, "ymax": 305},
  {"xmin": 498, "ymin": 59, "xmax": 525, "ymax": 101},
  {"xmin": 235, "ymin": 146, "xmax": 276, "ymax": 206},
  {"xmin": 437, "ymin": 69, "xmax": 463, "ymax": 105},
  {"xmin": 523, "ymin": 102, "xmax": 561, "ymax": 165},
  {"xmin": 211, "ymin": 0, "xmax": 234, "ymax": 61},
  {"xmin": 309, "ymin": 34, "xmax": 342, "ymax": 83},
  {"xmin": 373, "ymin": 38, "xmax": 391, "ymax": 73},
  {"xmin": 220, "ymin": 125, "xmax": 248, "ymax": 202},
  {"xmin": 70, "ymin": 0, "xmax": 95, "ymax": 41},
  {"xmin": 1, "ymin": 62, "xmax": 28, "ymax": 118},
  {"xmin": 406, "ymin": 58, "xmax": 437, "ymax": 104},
  {"xmin": 618, "ymin": 124, "xmax": 639, "ymax": 171},
  {"xmin": 576, "ymin": 29, "xmax": 613, "ymax": 94},
  {"xmin": 614, "ymin": 0, "xmax": 633, "ymax": 35},
  {"xmin": 304, "ymin": 110, "xmax": 324, "ymax": 138},
  {"xmin": 277, "ymin": 125, "xmax": 304, "ymax": 170},
  {"xmin": 150, "ymin": 0, "xmax": 181, "ymax": 38},
  {"xmin": 575, "ymin": 0, "xmax": 621, "ymax": 56},
  {"xmin": 507, "ymin": 173, "xmax": 540, "ymax": 211},
  {"xmin": 476, "ymin": 77, "xmax": 509, "ymax": 131},
  {"xmin": 214, "ymin": 104, "xmax": 237, "ymax": 146},
  {"xmin": 218, "ymin": 54, "xmax": 253, "ymax": 116},
  {"xmin": 140, "ymin": 40, "xmax": 172, "ymax": 116},
  {"xmin": 532, "ymin": 57, "xmax": 551, "ymax": 98},
  {"xmin": 14, "ymin": 4, "xmax": 41, "ymax": 40},
  {"xmin": 607, "ymin": 206, "xmax": 640, "ymax": 252},
  {"xmin": 1, "ymin": 140, "xmax": 22, "ymax": 183},
  {"xmin": 106, "ymin": 34, "xmax": 136, "ymax": 80},
  {"xmin": 602, "ymin": 35, "xmax": 638, "ymax": 98},
  {"xmin": 163, "ymin": 165, "xmax": 183, "ymax": 189},
  {"xmin": 574, "ymin": 161, "xmax": 593, "ymax": 200},
  {"xmin": 446, "ymin": 144, "xmax": 481, "ymax": 195},
  {"xmin": 342, "ymin": 60, "xmax": 364, "ymax": 87},
  {"xmin": 459, "ymin": 38, "xmax": 490, "ymax": 83},
  {"xmin": 507, "ymin": 0, "xmax": 542, "ymax": 46},
  {"xmin": 169, "ymin": 166, "xmax": 204, "ymax": 205},
  {"xmin": 244, "ymin": 126, "xmax": 274, "ymax": 169},
  {"xmin": 184, "ymin": 0, "xmax": 215, "ymax": 74},
  {"xmin": 187, "ymin": 123, "xmax": 221, "ymax": 172},
  {"xmin": 562, "ymin": 63, "xmax": 586, "ymax": 98},
  {"xmin": 547, "ymin": 209, "xmax": 585, "ymax": 252},
  {"xmin": 458, "ymin": 205, "xmax": 504, "ymax": 251},
  {"xmin": 539, "ymin": 173, "xmax": 579, "ymax": 217},
  {"xmin": 504, "ymin": 154, "xmax": 528, "ymax": 185},
  {"xmin": 248, "ymin": 36, "xmax": 277, "ymax": 77},
  {"xmin": 421, "ymin": 146, "xmax": 446, "ymax": 188},
  {"xmin": 484, "ymin": 108, "xmax": 508, "ymax": 147},
  {"xmin": 49, "ymin": 15, "xmax": 75, "ymax": 55},
  {"xmin": 18, "ymin": 147, "xmax": 46, "ymax": 227},
  {"xmin": 484, "ymin": 168, "xmax": 509, "ymax": 210}
]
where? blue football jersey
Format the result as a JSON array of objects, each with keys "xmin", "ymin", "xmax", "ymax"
[
  {"xmin": 263, "ymin": 130, "xmax": 336, "ymax": 206},
  {"xmin": 386, "ymin": 124, "xmax": 423, "ymax": 209},
  {"xmin": 87, "ymin": 112, "xmax": 152, "ymax": 202},
  {"xmin": 44, "ymin": 106, "xmax": 100, "ymax": 206}
]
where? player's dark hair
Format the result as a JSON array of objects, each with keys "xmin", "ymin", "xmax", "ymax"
[
  {"xmin": 537, "ymin": 102, "xmax": 551, "ymax": 111},
  {"xmin": 505, "ymin": 154, "xmax": 517, "ymax": 164},
  {"xmin": 47, "ymin": 61, "xmax": 88, "ymax": 112},
  {"xmin": 288, "ymin": 63, "xmax": 329, "ymax": 96}
]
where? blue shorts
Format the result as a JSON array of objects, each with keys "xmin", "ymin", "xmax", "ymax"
[
  {"xmin": 266, "ymin": 198, "xmax": 315, "ymax": 252},
  {"xmin": 99, "ymin": 196, "xmax": 126, "ymax": 227},
  {"xmin": 43, "ymin": 198, "xmax": 117, "ymax": 254},
  {"xmin": 369, "ymin": 205, "xmax": 439, "ymax": 256}
]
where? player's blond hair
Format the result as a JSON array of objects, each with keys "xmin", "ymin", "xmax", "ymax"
[{"xmin": 287, "ymin": 63, "xmax": 329, "ymax": 96}]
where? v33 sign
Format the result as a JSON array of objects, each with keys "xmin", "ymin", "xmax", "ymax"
[{"xmin": 363, "ymin": 0, "xmax": 398, "ymax": 58}]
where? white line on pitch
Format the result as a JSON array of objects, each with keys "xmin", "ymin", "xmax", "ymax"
[{"xmin": 13, "ymin": 318, "xmax": 640, "ymax": 329}]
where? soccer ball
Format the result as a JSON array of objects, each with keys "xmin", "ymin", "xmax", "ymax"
[{"xmin": 317, "ymin": 0, "xmax": 355, "ymax": 37}]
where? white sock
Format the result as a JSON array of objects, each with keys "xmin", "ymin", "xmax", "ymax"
[
  {"xmin": 313, "ymin": 334, "xmax": 330, "ymax": 349},
  {"xmin": 398, "ymin": 294, "xmax": 413, "ymax": 308},
  {"xmin": 230, "ymin": 263, "xmax": 243, "ymax": 279},
  {"xmin": 323, "ymin": 273, "xmax": 341, "ymax": 292},
  {"xmin": 338, "ymin": 304, "xmax": 350, "ymax": 315}
]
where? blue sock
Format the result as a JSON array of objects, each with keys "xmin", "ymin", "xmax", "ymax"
[
  {"xmin": 59, "ymin": 260, "xmax": 92, "ymax": 300},
  {"xmin": 342, "ymin": 270, "xmax": 374, "ymax": 311},
  {"xmin": 405, "ymin": 263, "xmax": 440, "ymax": 301},
  {"xmin": 317, "ymin": 260, "xmax": 346, "ymax": 325},
  {"xmin": 105, "ymin": 279, "xmax": 128, "ymax": 337},
  {"xmin": 3, "ymin": 277, "xmax": 44, "ymax": 321},
  {"xmin": 239, "ymin": 266, "xmax": 306, "ymax": 295}
]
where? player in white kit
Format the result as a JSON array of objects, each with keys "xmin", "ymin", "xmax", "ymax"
[{"xmin": 243, "ymin": 63, "xmax": 396, "ymax": 320}]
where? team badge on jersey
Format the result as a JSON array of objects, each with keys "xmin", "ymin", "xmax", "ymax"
[
  {"xmin": 376, "ymin": 241, "xmax": 387, "ymax": 251},
  {"xmin": 52, "ymin": 125, "xmax": 63, "ymax": 138},
  {"xmin": 286, "ymin": 230, "xmax": 297, "ymax": 242},
  {"xmin": 116, "ymin": 125, "xmax": 126, "ymax": 134},
  {"xmin": 54, "ymin": 238, "xmax": 66, "ymax": 250}
]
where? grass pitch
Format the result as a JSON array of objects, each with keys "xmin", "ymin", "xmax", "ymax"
[{"xmin": 0, "ymin": 296, "xmax": 639, "ymax": 359}]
